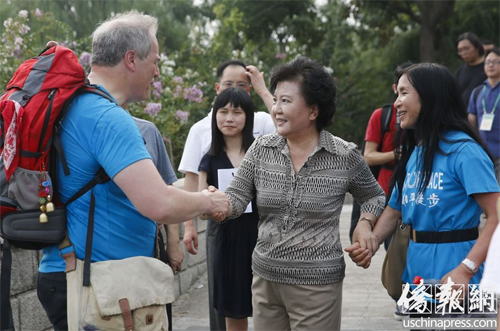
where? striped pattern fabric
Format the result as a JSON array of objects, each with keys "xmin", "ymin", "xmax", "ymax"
[{"xmin": 226, "ymin": 130, "xmax": 386, "ymax": 285}]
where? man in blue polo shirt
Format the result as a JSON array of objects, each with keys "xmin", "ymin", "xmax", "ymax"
[
  {"xmin": 37, "ymin": 11, "xmax": 228, "ymax": 330},
  {"xmin": 468, "ymin": 47, "xmax": 500, "ymax": 184}
]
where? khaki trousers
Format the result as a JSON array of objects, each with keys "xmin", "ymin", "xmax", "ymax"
[{"xmin": 252, "ymin": 274, "xmax": 343, "ymax": 331}]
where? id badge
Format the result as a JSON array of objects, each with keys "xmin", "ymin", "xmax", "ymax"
[{"xmin": 480, "ymin": 113, "xmax": 494, "ymax": 131}]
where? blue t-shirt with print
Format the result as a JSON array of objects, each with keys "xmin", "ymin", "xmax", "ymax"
[
  {"xmin": 39, "ymin": 87, "xmax": 153, "ymax": 273},
  {"xmin": 389, "ymin": 131, "xmax": 499, "ymax": 285}
]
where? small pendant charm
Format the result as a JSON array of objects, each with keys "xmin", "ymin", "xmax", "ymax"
[
  {"xmin": 46, "ymin": 195, "xmax": 54, "ymax": 212},
  {"xmin": 39, "ymin": 197, "xmax": 47, "ymax": 204},
  {"xmin": 39, "ymin": 212, "xmax": 48, "ymax": 223},
  {"xmin": 40, "ymin": 205, "xmax": 46, "ymax": 212}
]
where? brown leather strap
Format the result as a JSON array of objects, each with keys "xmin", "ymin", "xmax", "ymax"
[
  {"xmin": 62, "ymin": 251, "xmax": 76, "ymax": 272},
  {"xmin": 119, "ymin": 298, "xmax": 135, "ymax": 331},
  {"xmin": 59, "ymin": 233, "xmax": 76, "ymax": 272}
]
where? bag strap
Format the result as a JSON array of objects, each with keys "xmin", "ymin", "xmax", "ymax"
[
  {"xmin": 0, "ymin": 239, "xmax": 14, "ymax": 331},
  {"xmin": 380, "ymin": 103, "xmax": 393, "ymax": 140},
  {"xmin": 82, "ymin": 191, "xmax": 97, "ymax": 287}
]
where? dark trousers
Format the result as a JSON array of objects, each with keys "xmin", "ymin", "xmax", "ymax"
[
  {"xmin": 37, "ymin": 271, "xmax": 173, "ymax": 331},
  {"xmin": 37, "ymin": 272, "xmax": 68, "ymax": 331}
]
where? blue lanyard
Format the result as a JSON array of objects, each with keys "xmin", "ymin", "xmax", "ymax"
[{"xmin": 481, "ymin": 85, "xmax": 500, "ymax": 115}]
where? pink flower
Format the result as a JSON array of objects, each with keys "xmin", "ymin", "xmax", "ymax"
[
  {"xmin": 12, "ymin": 45, "xmax": 22, "ymax": 59},
  {"xmin": 175, "ymin": 110, "xmax": 189, "ymax": 124},
  {"xmin": 144, "ymin": 103, "xmax": 162, "ymax": 117},
  {"xmin": 275, "ymin": 53, "xmax": 286, "ymax": 59},
  {"xmin": 152, "ymin": 81, "xmax": 163, "ymax": 98},
  {"xmin": 183, "ymin": 85, "xmax": 203, "ymax": 103},
  {"xmin": 173, "ymin": 76, "xmax": 183, "ymax": 84},
  {"xmin": 173, "ymin": 85, "xmax": 182, "ymax": 98},
  {"xmin": 79, "ymin": 52, "xmax": 91, "ymax": 67},
  {"xmin": 35, "ymin": 8, "xmax": 42, "ymax": 17}
]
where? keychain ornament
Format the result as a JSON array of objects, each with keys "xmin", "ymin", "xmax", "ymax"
[{"xmin": 38, "ymin": 163, "xmax": 53, "ymax": 223}]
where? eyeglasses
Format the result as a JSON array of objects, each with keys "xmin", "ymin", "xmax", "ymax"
[
  {"xmin": 485, "ymin": 60, "xmax": 500, "ymax": 66},
  {"xmin": 457, "ymin": 46, "xmax": 472, "ymax": 55},
  {"xmin": 221, "ymin": 81, "xmax": 250, "ymax": 89}
]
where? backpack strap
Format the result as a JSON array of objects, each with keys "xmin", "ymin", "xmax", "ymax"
[
  {"xmin": 380, "ymin": 103, "xmax": 393, "ymax": 138},
  {"xmin": 55, "ymin": 86, "xmax": 117, "ymax": 287},
  {"xmin": 472, "ymin": 86, "xmax": 481, "ymax": 106},
  {"xmin": 64, "ymin": 168, "xmax": 110, "ymax": 205},
  {"xmin": 53, "ymin": 85, "xmax": 117, "ymax": 177}
]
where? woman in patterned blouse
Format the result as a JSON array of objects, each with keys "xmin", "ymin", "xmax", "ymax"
[{"xmin": 213, "ymin": 56, "xmax": 386, "ymax": 330}]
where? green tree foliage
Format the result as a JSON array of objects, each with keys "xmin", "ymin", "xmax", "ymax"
[{"xmin": 1, "ymin": 0, "xmax": 497, "ymax": 166}]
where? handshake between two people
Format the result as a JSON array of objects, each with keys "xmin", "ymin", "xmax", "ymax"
[
  {"xmin": 200, "ymin": 186, "xmax": 232, "ymax": 222},
  {"xmin": 344, "ymin": 219, "xmax": 381, "ymax": 269}
]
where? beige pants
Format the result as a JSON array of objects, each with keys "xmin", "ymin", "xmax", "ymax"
[{"xmin": 252, "ymin": 274, "xmax": 343, "ymax": 331}]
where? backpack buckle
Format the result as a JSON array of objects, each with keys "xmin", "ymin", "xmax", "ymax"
[{"xmin": 95, "ymin": 170, "xmax": 109, "ymax": 184}]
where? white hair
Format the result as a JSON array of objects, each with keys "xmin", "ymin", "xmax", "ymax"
[{"xmin": 91, "ymin": 10, "xmax": 158, "ymax": 66}]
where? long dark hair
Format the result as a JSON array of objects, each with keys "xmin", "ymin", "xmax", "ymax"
[
  {"xmin": 456, "ymin": 32, "xmax": 485, "ymax": 58},
  {"xmin": 210, "ymin": 88, "xmax": 254, "ymax": 156},
  {"xmin": 391, "ymin": 63, "xmax": 493, "ymax": 195}
]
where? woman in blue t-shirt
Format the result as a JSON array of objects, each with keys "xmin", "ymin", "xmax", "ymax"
[
  {"xmin": 198, "ymin": 88, "xmax": 258, "ymax": 331},
  {"xmin": 350, "ymin": 63, "xmax": 499, "ymax": 308}
]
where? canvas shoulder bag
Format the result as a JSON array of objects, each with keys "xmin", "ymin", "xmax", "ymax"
[{"xmin": 66, "ymin": 256, "xmax": 174, "ymax": 331}]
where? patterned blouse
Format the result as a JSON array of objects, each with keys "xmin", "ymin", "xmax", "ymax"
[{"xmin": 226, "ymin": 130, "xmax": 386, "ymax": 285}]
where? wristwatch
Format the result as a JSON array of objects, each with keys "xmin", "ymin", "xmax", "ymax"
[
  {"xmin": 461, "ymin": 258, "xmax": 478, "ymax": 274},
  {"xmin": 358, "ymin": 217, "xmax": 375, "ymax": 230}
]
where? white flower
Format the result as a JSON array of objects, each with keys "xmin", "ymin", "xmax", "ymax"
[
  {"xmin": 3, "ymin": 18, "xmax": 13, "ymax": 29},
  {"xmin": 18, "ymin": 24, "xmax": 30, "ymax": 35},
  {"xmin": 18, "ymin": 10, "xmax": 29, "ymax": 19}
]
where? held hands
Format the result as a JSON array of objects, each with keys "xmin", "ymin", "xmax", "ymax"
[
  {"xmin": 344, "ymin": 222, "xmax": 379, "ymax": 269},
  {"xmin": 202, "ymin": 186, "xmax": 229, "ymax": 222}
]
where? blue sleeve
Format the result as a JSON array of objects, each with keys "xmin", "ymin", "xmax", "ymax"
[
  {"xmin": 467, "ymin": 88, "xmax": 479, "ymax": 115},
  {"xmin": 454, "ymin": 142, "xmax": 500, "ymax": 196},
  {"xmin": 92, "ymin": 108, "xmax": 151, "ymax": 178},
  {"xmin": 388, "ymin": 183, "xmax": 402, "ymax": 211}
]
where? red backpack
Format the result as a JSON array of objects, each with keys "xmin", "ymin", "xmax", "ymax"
[{"xmin": 0, "ymin": 46, "xmax": 111, "ymax": 331}]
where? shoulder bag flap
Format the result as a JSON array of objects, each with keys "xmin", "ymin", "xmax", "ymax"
[{"xmin": 90, "ymin": 256, "xmax": 175, "ymax": 317}]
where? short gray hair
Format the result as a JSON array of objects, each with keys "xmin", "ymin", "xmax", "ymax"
[{"xmin": 91, "ymin": 10, "xmax": 158, "ymax": 66}]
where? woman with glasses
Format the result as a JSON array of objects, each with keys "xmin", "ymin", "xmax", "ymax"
[{"xmin": 456, "ymin": 32, "xmax": 487, "ymax": 104}]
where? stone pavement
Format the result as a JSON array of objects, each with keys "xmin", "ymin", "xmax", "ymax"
[{"xmin": 171, "ymin": 204, "xmax": 405, "ymax": 330}]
